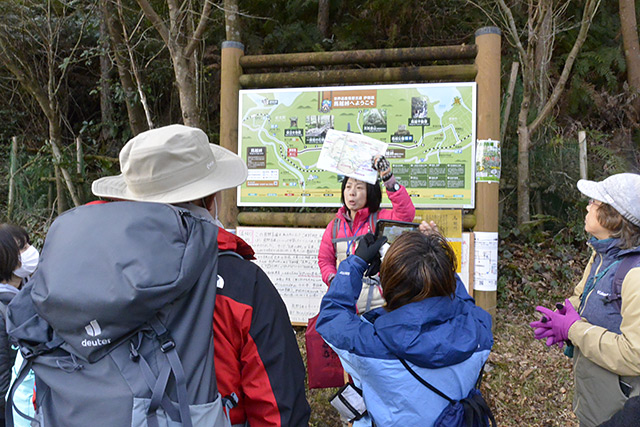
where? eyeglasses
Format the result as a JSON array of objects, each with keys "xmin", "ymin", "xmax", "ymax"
[{"xmin": 588, "ymin": 199, "xmax": 602, "ymax": 206}]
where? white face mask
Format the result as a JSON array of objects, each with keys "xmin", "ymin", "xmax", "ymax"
[{"xmin": 14, "ymin": 245, "xmax": 39, "ymax": 278}]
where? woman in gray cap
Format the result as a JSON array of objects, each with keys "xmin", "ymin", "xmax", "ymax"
[{"xmin": 529, "ymin": 173, "xmax": 640, "ymax": 427}]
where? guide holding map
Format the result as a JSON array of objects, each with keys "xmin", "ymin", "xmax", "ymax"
[{"xmin": 317, "ymin": 155, "xmax": 416, "ymax": 313}]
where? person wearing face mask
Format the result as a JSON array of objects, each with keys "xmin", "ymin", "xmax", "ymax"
[{"xmin": 0, "ymin": 224, "xmax": 38, "ymax": 427}]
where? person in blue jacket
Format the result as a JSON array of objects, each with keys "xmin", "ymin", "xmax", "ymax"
[{"xmin": 316, "ymin": 230, "xmax": 493, "ymax": 426}]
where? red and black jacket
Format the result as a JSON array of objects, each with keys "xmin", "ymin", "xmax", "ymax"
[{"xmin": 214, "ymin": 229, "xmax": 310, "ymax": 426}]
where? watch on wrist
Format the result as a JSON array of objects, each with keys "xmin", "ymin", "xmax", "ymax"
[{"xmin": 390, "ymin": 182, "xmax": 400, "ymax": 192}]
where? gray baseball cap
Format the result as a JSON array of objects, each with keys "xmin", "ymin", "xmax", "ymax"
[{"xmin": 577, "ymin": 173, "xmax": 640, "ymax": 227}]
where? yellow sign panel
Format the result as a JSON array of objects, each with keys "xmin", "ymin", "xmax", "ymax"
[{"xmin": 413, "ymin": 209, "xmax": 462, "ymax": 238}]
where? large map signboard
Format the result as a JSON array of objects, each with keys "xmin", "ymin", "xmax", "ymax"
[{"xmin": 238, "ymin": 82, "xmax": 476, "ymax": 208}]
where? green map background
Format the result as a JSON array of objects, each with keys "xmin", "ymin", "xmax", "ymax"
[{"xmin": 238, "ymin": 82, "xmax": 476, "ymax": 208}]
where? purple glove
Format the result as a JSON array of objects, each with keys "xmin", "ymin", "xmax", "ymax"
[
  {"xmin": 535, "ymin": 299, "xmax": 581, "ymax": 345},
  {"xmin": 530, "ymin": 316, "xmax": 562, "ymax": 347}
]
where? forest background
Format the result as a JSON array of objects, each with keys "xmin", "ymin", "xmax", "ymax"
[{"xmin": 1, "ymin": 0, "xmax": 639, "ymax": 425}]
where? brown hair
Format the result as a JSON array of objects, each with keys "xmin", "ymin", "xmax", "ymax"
[
  {"xmin": 380, "ymin": 231, "xmax": 457, "ymax": 312},
  {"xmin": 596, "ymin": 203, "xmax": 640, "ymax": 249}
]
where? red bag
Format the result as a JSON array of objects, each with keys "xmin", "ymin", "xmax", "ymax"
[{"xmin": 305, "ymin": 313, "xmax": 345, "ymax": 389}]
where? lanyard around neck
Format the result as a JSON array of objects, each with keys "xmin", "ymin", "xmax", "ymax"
[{"xmin": 344, "ymin": 217, "xmax": 368, "ymax": 256}]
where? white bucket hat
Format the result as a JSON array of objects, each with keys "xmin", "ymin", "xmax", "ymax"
[
  {"xmin": 577, "ymin": 173, "xmax": 640, "ymax": 227},
  {"xmin": 91, "ymin": 124, "xmax": 248, "ymax": 203}
]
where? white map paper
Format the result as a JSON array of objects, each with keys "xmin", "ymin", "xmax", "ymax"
[{"xmin": 317, "ymin": 129, "xmax": 388, "ymax": 184}]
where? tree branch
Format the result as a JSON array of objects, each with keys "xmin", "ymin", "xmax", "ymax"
[
  {"xmin": 496, "ymin": 0, "xmax": 527, "ymax": 61},
  {"xmin": 135, "ymin": 0, "xmax": 169, "ymax": 45},
  {"xmin": 185, "ymin": 0, "xmax": 213, "ymax": 57},
  {"xmin": 529, "ymin": 0, "xmax": 601, "ymax": 133}
]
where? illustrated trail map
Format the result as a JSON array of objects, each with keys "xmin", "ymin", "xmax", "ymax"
[
  {"xmin": 316, "ymin": 129, "xmax": 388, "ymax": 184},
  {"xmin": 238, "ymin": 83, "xmax": 476, "ymax": 208}
]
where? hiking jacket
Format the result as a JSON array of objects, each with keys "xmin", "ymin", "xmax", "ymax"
[
  {"xmin": 316, "ymin": 256, "xmax": 493, "ymax": 426},
  {"xmin": 317, "ymin": 184, "xmax": 415, "ymax": 285},
  {"xmin": 0, "ymin": 285, "xmax": 18, "ymax": 420},
  {"xmin": 214, "ymin": 229, "xmax": 310, "ymax": 427},
  {"xmin": 568, "ymin": 238, "xmax": 640, "ymax": 376},
  {"xmin": 566, "ymin": 238, "xmax": 640, "ymax": 426}
]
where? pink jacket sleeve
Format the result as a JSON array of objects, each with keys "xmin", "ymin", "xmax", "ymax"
[
  {"xmin": 318, "ymin": 220, "xmax": 337, "ymax": 286},
  {"xmin": 379, "ymin": 185, "xmax": 416, "ymax": 222}
]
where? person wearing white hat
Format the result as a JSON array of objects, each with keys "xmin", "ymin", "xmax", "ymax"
[
  {"xmin": 530, "ymin": 173, "xmax": 640, "ymax": 427},
  {"xmin": 93, "ymin": 124, "xmax": 310, "ymax": 427}
]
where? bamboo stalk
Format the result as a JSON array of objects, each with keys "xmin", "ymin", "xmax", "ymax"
[
  {"xmin": 7, "ymin": 136, "xmax": 18, "ymax": 219},
  {"xmin": 49, "ymin": 139, "xmax": 81, "ymax": 207},
  {"xmin": 578, "ymin": 130, "xmax": 587, "ymax": 179}
]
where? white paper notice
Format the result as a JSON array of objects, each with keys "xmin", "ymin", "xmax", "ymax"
[
  {"xmin": 317, "ymin": 129, "xmax": 388, "ymax": 184},
  {"xmin": 474, "ymin": 231, "xmax": 498, "ymax": 291}
]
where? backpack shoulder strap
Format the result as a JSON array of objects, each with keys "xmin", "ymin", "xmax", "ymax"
[
  {"xmin": 5, "ymin": 355, "xmax": 36, "ymax": 427},
  {"xmin": 369, "ymin": 212, "xmax": 378, "ymax": 234},
  {"xmin": 332, "ymin": 218, "xmax": 341, "ymax": 252},
  {"xmin": 219, "ymin": 250, "xmax": 243, "ymax": 259},
  {"xmin": 609, "ymin": 253, "xmax": 640, "ymax": 311},
  {"xmin": 398, "ymin": 358, "xmax": 453, "ymax": 403}
]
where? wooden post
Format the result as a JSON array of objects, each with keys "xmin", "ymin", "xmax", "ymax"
[
  {"xmin": 219, "ymin": 40, "xmax": 244, "ymax": 229},
  {"xmin": 7, "ymin": 136, "xmax": 18, "ymax": 220},
  {"xmin": 474, "ymin": 27, "xmax": 501, "ymax": 318},
  {"xmin": 578, "ymin": 130, "xmax": 587, "ymax": 179}
]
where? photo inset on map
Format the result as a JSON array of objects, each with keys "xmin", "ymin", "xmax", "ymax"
[
  {"xmin": 305, "ymin": 115, "xmax": 334, "ymax": 144},
  {"xmin": 391, "ymin": 124, "xmax": 413, "ymax": 143},
  {"xmin": 362, "ymin": 109, "xmax": 387, "ymax": 133},
  {"xmin": 411, "ymin": 96, "xmax": 429, "ymax": 118}
]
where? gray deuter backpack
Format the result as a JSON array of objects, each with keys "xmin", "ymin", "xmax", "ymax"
[{"xmin": 5, "ymin": 202, "xmax": 233, "ymax": 427}]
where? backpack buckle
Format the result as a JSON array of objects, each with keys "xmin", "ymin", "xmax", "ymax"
[
  {"xmin": 157, "ymin": 332, "xmax": 176, "ymax": 353},
  {"xmin": 129, "ymin": 342, "xmax": 140, "ymax": 362}
]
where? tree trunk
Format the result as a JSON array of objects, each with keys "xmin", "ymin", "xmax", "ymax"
[
  {"xmin": 224, "ymin": 0, "xmax": 241, "ymax": 42},
  {"xmin": 317, "ymin": 0, "xmax": 330, "ymax": 39},
  {"xmin": 53, "ymin": 164, "xmax": 66, "ymax": 215},
  {"xmin": 115, "ymin": 0, "xmax": 155, "ymax": 129},
  {"xmin": 619, "ymin": 0, "xmax": 640, "ymax": 115},
  {"xmin": 99, "ymin": 16, "xmax": 114, "ymax": 141},
  {"xmin": 497, "ymin": 0, "xmax": 600, "ymax": 224},
  {"xmin": 534, "ymin": 1, "xmax": 552, "ymax": 111},
  {"xmin": 7, "ymin": 136, "xmax": 18, "ymax": 220},
  {"xmin": 100, "ymin": 0, "xmax": 147, "ymax": 136},
  {"xmin": 517, "ymin": 94, "xmax": 531, "ymax": 225},
  {"xmin": 136, "ymin": 0, "xmax": 212, "ymax": 128},
  {"xmin": 173, "ymin": 51, "xmax": 200, "ymax": 127},
  {"xmin": 49, "ymin": 120, "xmax": 81, "ymax": 208}
]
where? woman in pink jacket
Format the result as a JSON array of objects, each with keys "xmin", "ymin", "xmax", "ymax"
[{"xmin": 317, "ymin": 155, "xmax": 415, "ymax": 313}]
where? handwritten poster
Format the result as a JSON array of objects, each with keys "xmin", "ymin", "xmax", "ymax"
[
  {"xmin": 474, "ymin": 231, "xmax": 498, "ymax": 291},
  {"xmin": 236, "ymin": 227, "xmax": 326, "ymax": 324}
]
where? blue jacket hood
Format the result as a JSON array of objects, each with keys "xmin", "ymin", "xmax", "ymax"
[
  {"xmin": 375, "ymin": 292, "xmax": 493, "ymax": 367},
  {"xmin": 317, "ymin": 256, "xmax": 493, "ymax": 369}
]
